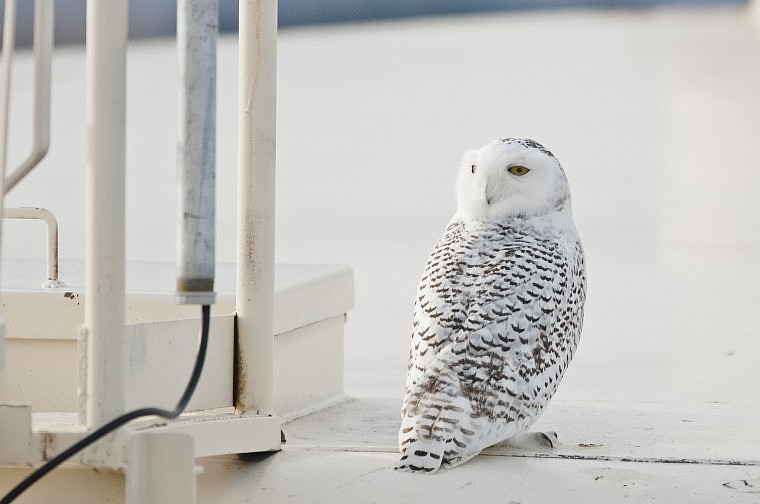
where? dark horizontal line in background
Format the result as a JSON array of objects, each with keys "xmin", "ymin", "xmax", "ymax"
[{"xmin": 0, "ymin": 0, "xmax": 749, "ymax": 46}]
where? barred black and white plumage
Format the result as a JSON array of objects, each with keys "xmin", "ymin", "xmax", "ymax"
[{"xmin": 397, "ymin": 138, "xmax": 586, "ymax": 473}]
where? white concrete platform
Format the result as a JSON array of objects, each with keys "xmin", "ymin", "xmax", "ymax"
[
  {"xmin": 191, "ymin": 394, "xmax": 760, "ymax": 503},
  {"xmin": 198, "ymin": 451, "xmax": 760, "ymax": 504},
  {"xmin": 2, "ymin": 4, "xmax": 760, "ymax": 503},
  {"xmin": 283, "ymin": 398, "xmax": 760, "ymax": 467}
]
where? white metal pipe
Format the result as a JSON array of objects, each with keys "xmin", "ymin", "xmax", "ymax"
[
  {"xmin": 83, "ymin": 0, "xmax": 127, "ymax": 428},
  {"xmin": 235, "ymin": 0, "xmax": 277, "ymax": 414},
  {"xmin": 176, "ymin": 0, "xmax": 217, "ymax": 306},
  {"xmin": 0, "ymin": 0, "xmax": 17, "ymax": 208},
  {"xmin": 0, "ymin": 0, "xmax": 18, "ymax": 372},
  {"xmin": 4, "ymin": 0, "xmax": 53, "ymax": 194},
  {"xmin": 4, "ymin": 207, "xmax": 61, "ymax": 287}
]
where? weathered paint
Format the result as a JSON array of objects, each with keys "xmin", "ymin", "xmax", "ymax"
[
  {"xmin": 175, "ymin": 0, "xmax": 217, "ymax": 307},
  {"xmin": 234, "ymin": 0, "xmax": 278, "ymax": 415},
  {"xmin": 3, "ymin": 207, "xmax": 62, "ymax": 287}
]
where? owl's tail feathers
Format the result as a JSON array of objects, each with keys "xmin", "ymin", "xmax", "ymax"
[
  {"xmin": 395, "ymin": 439, "xmax": 445, "ymax": 473},
  {"xmin": 396, "ymin": 426, "xmax": 485, "ymax": 473}
]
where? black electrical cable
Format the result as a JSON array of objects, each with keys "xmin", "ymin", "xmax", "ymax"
[{"xmin": 0, "ymin": 304, "xmax": 211, "ymax": 504}]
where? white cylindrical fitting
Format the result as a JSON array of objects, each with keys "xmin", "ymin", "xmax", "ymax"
[
  {"xmin": 235, "ymin": 0, "xmax": 277, "ymax": 414},
  {"xmin": 176, "ymin": 0, "xmax": 217, "ymax": 306}
]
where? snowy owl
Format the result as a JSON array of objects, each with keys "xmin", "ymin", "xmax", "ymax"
[{"xmin": 397, "ymin": 138, "xmax": 586, "ymax": 473}]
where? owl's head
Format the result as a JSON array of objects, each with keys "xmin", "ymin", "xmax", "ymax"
[{"xmin": 455, "ymin": 138, "xmax": 572, "ymax": 222}]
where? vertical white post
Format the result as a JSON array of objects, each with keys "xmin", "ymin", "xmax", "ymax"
[
  {"xmin": 0, "ymin": 0, "xmax": 17, "ymax": 199},
  {"xmin": 176, "ymin": 0, "xmax": 217, "ymax": 307},
  {"xmin": 83, "ymin": 0, "xmax": 127, "ymax": 428},
  {"xmin": 235, "ymin": 0, "xmax": 277, "ymax": 414},
  {"xmin": 0, "ymin": 0, "xmax": 17, "ymax": 370}
]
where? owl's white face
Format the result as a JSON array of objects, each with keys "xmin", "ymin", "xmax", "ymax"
[{"xmin": 454, "ymin": 138, "xmax": 571, "ymax": 223}]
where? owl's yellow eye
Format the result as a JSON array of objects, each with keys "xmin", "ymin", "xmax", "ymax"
[{"xmin": 508, "ymin": 165, "xmax": 530, "ymax": 176}]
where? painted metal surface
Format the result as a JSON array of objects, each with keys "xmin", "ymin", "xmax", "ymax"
[
  {"xmin": 273, "ymin": 316, "xmax": 344, "ymax": 416},
  {"xmin": 0, "ymin": 0, "xmax": 15, "ymax": 372},
  {"xmin": 0, "ymin": 406, "xmax": 281, "ymax": 470},
  {"xmin": 235, "ymin": 0, "xmax": 278, "ymax": 415},
  {"xmin": 83, "ymin": 0, "xmax": 127, "ymax": 429},
  {"xmin": 0, "ymin": 0, "xmax": 17, "ymax": 202},
  {"xmin": 3, "ymin": 0, "xmax": 53, "ymax": 194},
  {"xmin": 136, "ymin": 410, "xmax": 281, "ymax": 457},
  {"xmin": 0, "ymin": 404, "xmax": 40, "ymax": 466},
  {"xmin": 175, "ymin": 0, "xmax": 217, "ymax": 307},
  {"xmin": 0, "ymin": 261, "xmax": 354, "ymax": 338},
  {"xmin": 0, "ymin": 288, "xmax": 349, "ymax": 417},
  {"xmin": 0, "ymin": 338, "xmax": 77, "ymax": 411},
  {"xmin": 125, "ymin": 432, "xmax": 196, "ymax": 503},
  {"xmin": 124, "ymin": 315, "xmax": 234, "ymax": 412}
]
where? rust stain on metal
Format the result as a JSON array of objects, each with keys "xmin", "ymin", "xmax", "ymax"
[
  {"xmin": 244, "ymin": 219, "xmax": 257, "ymax": 272},
  {"xmin": 233, "ymin": 314, "xmax": 248, "ymax": 411},
  {"xmin": 42, "ymin": 432, "xmax": 56, "ymax": 460},
  {"xmin": 63, "ymin": 291, "xmax": 81, "ymax": 307},
  {"xmin": 50, "ymin": 227, "xmax": 59, "ymax": 282}
]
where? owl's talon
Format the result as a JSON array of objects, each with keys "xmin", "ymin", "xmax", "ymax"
[{"xmin": 538, "ymin": 431, "xmax": 558, "ymax": 448}]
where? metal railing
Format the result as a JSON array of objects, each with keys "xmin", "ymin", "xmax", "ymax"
[
  {"xmin": 3, "ymin": 0, "xmax": 53, "ymax": 194},
  {"xmin": 0, "ymin": 0, "xmax": 57, "ymax": 291},
  {"xmin": 0, "ymin": 0, "xmax": 279, "ymax": 499},
  {"xmin": 0, "ymin": 0, "xmax": 56, "ymax": 371}
]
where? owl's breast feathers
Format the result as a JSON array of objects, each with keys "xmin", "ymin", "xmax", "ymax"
[{"xmin": 398, "ymin": 219, "xmax": 585, "ymax": 472}]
